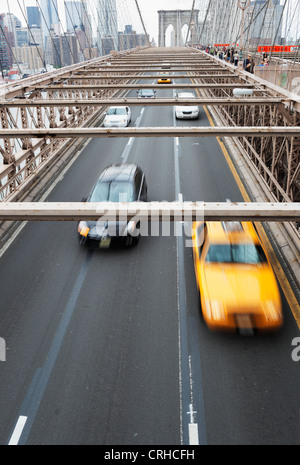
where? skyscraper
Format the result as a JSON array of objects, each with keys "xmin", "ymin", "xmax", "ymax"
[
  {"xmin": 65, "ymin": 0, "xmax": 93, "ymax": 50},
  {"xmin": 248, "ymin": 0, "xmax": 283, "ymax": 45},
  {"xmin": 40, "ymin": 0, "xmax": 60, "ymax": 44},
  {"xmin": 65, "ymin": 1, "xmax": 82, "ymax": 31},
  {"xmin": 0, "ymin": 14, "xmax": 10, "ymax": 72},
  {"xmin": 27, "ymin": 6, "xmax": 42, "ymax": 28},
  {"xmin": 97, "ymin": 0, "xmax": 118, "ymax": 56}
]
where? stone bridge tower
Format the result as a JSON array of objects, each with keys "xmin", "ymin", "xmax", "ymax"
[{"xmin": 158, "ymin": 10, "xmax": 199, "ymax": 47}]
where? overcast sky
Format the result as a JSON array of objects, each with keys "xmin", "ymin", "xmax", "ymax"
[
  {"xmin": 1, "ymin": 0, "xmax": 194, "ymax": 42},
  {"xmin": 2, "ymin": 0, "xmax": 299, "ymax": 42}
]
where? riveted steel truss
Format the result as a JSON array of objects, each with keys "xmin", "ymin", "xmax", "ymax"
[
  {"xmin": 0, "ymin": 47, "xmax": 299, "ymax": 205},
  {"xmin": 189, "ymin": 54, "xmax": 300, "ymax": 202}
]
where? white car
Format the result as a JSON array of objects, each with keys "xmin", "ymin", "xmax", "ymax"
[
  {"xmin": 103, "ymin": 106, "xmax": 131, "ymax": 127},
  {"xmin": 175, "ymin": 92, "xmax": 199, "ymax": 120}
]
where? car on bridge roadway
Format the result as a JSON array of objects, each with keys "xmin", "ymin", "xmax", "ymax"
[
  {"xmin": 157, "ymin": 74, "xmax": 172, "ymax": 84},
  {"xmin": 103, "ymin": 106, "xmax": 131, "ymax": 127},
  {"xmin": 78, "ymin": 164, "xmax": 148, "ymax": 248},
  {"xmin": 192, "ymin": 220, "xmax": 283, "ymax": 333},
  {"xmin": 137, "ymin": 89, "xmax": 156, "ymax": 98},
  {"xmin": 175, "ymin": 92, "xmax": 199, "ymax": 119}
]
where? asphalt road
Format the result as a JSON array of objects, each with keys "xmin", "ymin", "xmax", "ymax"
[{"xmin": 0, "ymin": 74, "xmax": 299, "ymax": 445}]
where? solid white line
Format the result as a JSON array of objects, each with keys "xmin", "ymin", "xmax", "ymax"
[
  {"xmin": 8, "ymin": 415, "xmax": 27, "ymax": 445},
  {"xmin": 189, "ymin": 423, "xmax": 199, "ymax": 445}
]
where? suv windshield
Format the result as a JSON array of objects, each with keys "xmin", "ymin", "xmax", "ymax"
[
  {"xmin": 107, "ymin": 108, "xmax": 126, "ymax": 115},
  {"xmin": 140, "ymin": 90, "xmax": 154, "ymax": 96},
  {"xmin": 205, "ymin": 243, "xmax": 268, "ymax": 264},
  {"xmin": 89, "ymin": 181, "xmax": 134, "ymax": 202}
]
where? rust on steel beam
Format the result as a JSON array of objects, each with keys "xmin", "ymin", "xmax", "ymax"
[
  {"xmin": 75, "ymin": 68, "xmax": 229, "ymax": 73},
  {"xmin": 0, "ymin": 98, "xmax": 284, "ymax": 107},
  {"xmin": 66, "ymin": 74, "xmax": 238, "ymax": 80},
  {"xmin": 1, "ymin": 127, "xmax": 299, "ymax": 138},
  {"xmin": 0, "ymin": 201, "xmax": 298, "ymax": 222},
  {"xmin": 28, "ymin": 83, "xmax": 254, "ymax": 91}
]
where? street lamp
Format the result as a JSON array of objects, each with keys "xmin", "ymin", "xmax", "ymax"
[{"xmin": 238, "ymin": 0, "xmax": 250, "ymax": 58}]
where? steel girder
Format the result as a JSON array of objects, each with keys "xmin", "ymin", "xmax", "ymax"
[
  {"xmin": 190, "ymin": 61, "xmax": 300, "ymax": 202},
  {"xmin": 0, "ymin": 47, "xmax": 299, "ymax": 204}
]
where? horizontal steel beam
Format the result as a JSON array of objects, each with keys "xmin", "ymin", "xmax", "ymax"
[
  {"xmin": 75, "ymin": 68, "xmax": 225, "ymax": 73},
  {"xmin": 0, "ymin": 98, "xmax": 283, "ymax": 107},
  {"xmin": 29, "ymin": 83, "xmax": 252, "ymax": 91},
  {"xmin": 0, "ymin": 202, "xmax": 298, "ymax": 222},
  {"xmin": 67, "ymin": 74, "xmax": 237, "ymax": 79},
  {"xmin": 0, "ymin": 127, "xmax": 299, "ymax": 138}
]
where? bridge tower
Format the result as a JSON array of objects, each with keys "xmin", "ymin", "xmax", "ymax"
[{"xmin": 158, "ymin": 10, "xmax": 199, "ymax": 47}]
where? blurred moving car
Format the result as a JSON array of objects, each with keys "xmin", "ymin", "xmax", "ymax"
[
  {"xmin": 137, "ymin": 89, "xmax": 156, "ymax": 98},
  {"xmin": 175, "ymin": 92, "xmax": 199, "ymax": 119},
  {"xmin": 192, "ymin": 221, "xmax": 283, "ymax": 333},
  {"xmin": 78, "ymin": 164, "xmax": 148, "ymax": 248},
  {"xmin": 157, "ymin": 74, "xmax": 172, "ymax": 84},
  {"xmin": 103, "ymin": 106, "xmax": 131, "ymax": 127}
]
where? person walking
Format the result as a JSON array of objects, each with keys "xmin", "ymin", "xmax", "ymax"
[
  {"xmin": 233, "ymin": 50, "xmax": 239, "ymax": 66},
  {"xmin": 243, "ymin": 54, "xmax": 251, "ymax": 72},
  {"xmin": 249, "ymin": 57, "xmax": 255, "ymax": 74}
]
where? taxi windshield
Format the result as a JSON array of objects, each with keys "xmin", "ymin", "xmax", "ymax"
[
  {"xmin": 205, "ymin": 243, "xmax": 268, "ymax": 264},
  {"xmin": 89, "ymin": 181, "xmax": 134, "ymax": 202}
]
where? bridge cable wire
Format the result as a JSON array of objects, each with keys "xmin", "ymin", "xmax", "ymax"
[
  {"xmin": 267, "ymin": 0, "xmax": 288, "ymax": 65},
  {"xmin": 64, "ymin": 0, "xmax": 93, "ymax": 60},
  {"xmin": 34, "ymin": 0, "xmax": 68, "ymax": 70},
  {"xmin": 80, "ymin": 0, "xmax": 101, "ymax": 58},
  {"xmin": 84, "ymin": 0, "xmax": 103, "ymax": 57},
  {"xmin": 15, "ymin": 0, "xmax": 48, "ymax": 72},
  {"xmin": 232, "ymin": 1, "xmax": 267, "ymax": 51},
  {"xmin": 49, "ymin": 0, "xmax": 79, "ymax": 65},
  {"xmin": 4, "ymin": 0, "xmax": 24, "ymax": 77},
  {"xmin": 185, "ymin": 0, "xmax": 196, "ymax": 47},
  {"xmin": 134, "ymin": 0, "xmax": 151, "ymax": 47},
  {"xmin": 246, "ymin": 0, "xmax": 272, "ymax": 64}
]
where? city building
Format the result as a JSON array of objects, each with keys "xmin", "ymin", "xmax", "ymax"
[
  {"xmin": 27, "ymin": 6, "xmax": 41, "ymax": 28},
  {"xmin": 118, "ymin": 25, "xmax": 149, "ymax": 51},
  {"xmin": 45, "ymin": 32, "xmax": 79, "ymax": 68},
  {"xmin": 65, "ymin": 1, "xmax": 93, "ymax": 56},
  {"xmin": 39, "ymin": 0, "xmax": 60, "ymax": 45},
  {"xmin": 0, "ymin": 14, "xmax": 10, "ymax": 72},
  {"xmin": 97, "ymin": 0, "xmax": 118, "ymax": 56},
  {"xmin": 12, "ymin": 45, "xmax": 44, "ymax": 71},
  {"xmin": 248, "ymin": 0, "xmax": 284, "ymax": 45}
]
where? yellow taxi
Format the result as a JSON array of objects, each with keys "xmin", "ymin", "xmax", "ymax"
[
  {"xmin": 192, "ymin": 221, "xmax": 283, "ymax": 333},
  {"xmin": 157, "ymin": 74, "xmax": 172, "ymax": 84}
]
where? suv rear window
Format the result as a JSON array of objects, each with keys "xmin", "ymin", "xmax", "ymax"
[{"xmin": 89, "ymin": 181, "xmax": 134, "ymax": 202}]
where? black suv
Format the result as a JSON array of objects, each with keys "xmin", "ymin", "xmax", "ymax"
[{"xmin": 78, "ymin": 164, "xmax": 147, "ymax": 248}]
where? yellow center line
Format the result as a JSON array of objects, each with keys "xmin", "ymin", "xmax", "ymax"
[{"xmin": 192, "ymin": 78, "xmax": 300, "ymax": 329}]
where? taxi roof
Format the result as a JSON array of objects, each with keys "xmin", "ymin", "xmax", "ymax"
[{"xmin": 204, "ymin": 221, "xmax": 260, "ymax": 244}]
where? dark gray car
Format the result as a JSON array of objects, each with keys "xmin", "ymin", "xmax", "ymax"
[{"xmin": 78, "ymin": 164, "xmax": 148, "ymax": 248}]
